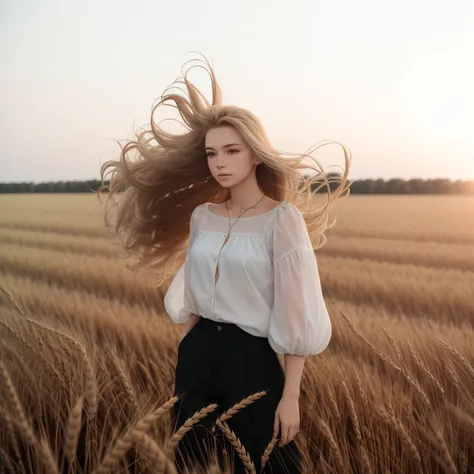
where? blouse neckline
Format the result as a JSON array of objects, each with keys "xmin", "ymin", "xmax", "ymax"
[{"xmin": 205, "ymin": 201, "xmax": 286, "ymax": 220}]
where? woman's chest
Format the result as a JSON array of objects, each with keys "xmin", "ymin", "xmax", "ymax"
[{"xmin": 190, "ymin": 232, "xmax": 272, "ymax": 269}]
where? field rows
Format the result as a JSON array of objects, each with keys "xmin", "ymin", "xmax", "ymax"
[
  {"xmin": 0, "ymin": 194, "xmax": 473, "ymax": 473},
  {"xmin": 3, "ymin": 225, "xmax": 474, "ymax": 273},
  {"xmin": 0, "ymin": 242, "xmax": 166, "ymax": 313},
  {"xmin": 1, "ymin": 235, "xmax": 473, "ymax": 326}
]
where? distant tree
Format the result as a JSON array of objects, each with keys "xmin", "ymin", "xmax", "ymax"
[
  {"xmin": 385, "ymin": 178, "xmax": 409, "ymax": 194},
  {"xmin": 1, "ymin": 178, "xmax": 473, "ymax": 195}
]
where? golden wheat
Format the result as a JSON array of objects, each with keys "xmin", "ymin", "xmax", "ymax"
[
  {"xmin": 0, "ymin": 194, "xmax": 473, "ymax": 473},
  {"xmin": 260, "ymin": 432, "xmax": 279, "ymax": 471},
  {"xmin": 216, "ymin": 420, "xmax": 256, "ymax": 474},
  {"xmin": 92, "ymin": 397, "xmax": 178, "ymax": 474},
  {"xmin": 63, "ymin": 396, "xmax": 84, "ymax": 464},
  {"xmin": 167, "ymin": 403, "xmax": 219, "ymax": 452}
]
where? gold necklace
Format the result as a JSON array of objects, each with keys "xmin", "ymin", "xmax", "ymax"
[{"xmin": 224, "ymin": 194, "xmax": 266, "ymax": 238}]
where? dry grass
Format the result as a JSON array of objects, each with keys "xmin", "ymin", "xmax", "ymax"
[{"xmin": 0, "ymin": 193, "xmax": 473, "ymax": 473}]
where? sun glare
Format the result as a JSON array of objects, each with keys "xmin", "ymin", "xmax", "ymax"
[{"xmin": 399, "ymin": 54, "xmax": 473, "ymax": 141}]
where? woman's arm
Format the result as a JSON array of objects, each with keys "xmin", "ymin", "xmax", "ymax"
[
  {"xmin": 274, "ymin": 354, "xmax": 305, "ymax": 447},
  {"xmin": 282, "ymin": 354, "xmax": 305, "ymax": 398}
]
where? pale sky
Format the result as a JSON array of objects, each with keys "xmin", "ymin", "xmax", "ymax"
[{"xmin": 1, "ymin": 0, "xmax": 473, "ymax": 183}]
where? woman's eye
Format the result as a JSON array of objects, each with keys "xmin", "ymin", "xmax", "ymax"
[
  {"xmin": 206, "ymin": 152, "xmax": 215, "ymax": 157},
  {"xmin": 228, "ymin": 149, "xmax": 239, "ymax": 154}
]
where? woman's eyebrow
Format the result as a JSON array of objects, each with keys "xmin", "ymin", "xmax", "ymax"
[{"xmin": 205, "ymin": 143, "xmax": 241, "ymax": 150}]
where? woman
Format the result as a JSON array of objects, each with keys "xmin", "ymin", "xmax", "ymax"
[{"xmin": 100, "ymin": 56, "xmax": 351, "ymax": 473}]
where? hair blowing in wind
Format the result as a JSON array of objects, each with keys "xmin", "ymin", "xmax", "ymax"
[{"xmin": 98, "ymin": 55, "xmax": 352, "ymax": 286}]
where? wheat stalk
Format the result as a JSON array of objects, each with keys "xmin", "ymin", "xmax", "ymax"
[
  {"xmin": 0, "ymin": 361, "xmax": 36, "ymax": 445},
  {"xmin": 341, "ymin": 380, "xmax": 361, "ymax": 441},
  {"xmin": 445, "ymin": 363, "xmax": 460, "ymax": 391},
  {"xmin": 136, "ymin": 360, "xmax": 156, "ymax": 388},
  {"xmin": 0, "ymin": 318, "xmax": 64, "ymax": 386},
  {"xmin": 136, "ymin": 433, "xmax": 178, "ymax": 474},
  {"xmin": 25, "ymin": 317, "xmax": 98, "ymax": 417},
  {"xmin": 109, "ymin": 352, "xmax": 140, "ymax": 413},
  {"xmin": 92, "ymin": 396, "xmax": 178, "ymax": 474},
  {"xmin": 326, "ymin": 385, "xmax": 342, "ymax": 426},
  {"xmin": 63, "ymin": 396, "xmax": 84, "ymax": 463},
  {"xmin": 459, "ymin": 451, "xmax": 468, "ymax": 474},
  {"xmin": 341, "ymin": 311, "xmax": 431, "ymax": 407},
  {"xmin": 0, "ymin": 284, "xmax": 25, "ymax": 316},
  {"xmin": 317, "ymin": 416, "xmax": 347, "ymax": 473},
  {"xmin": 216, "ymin": 420, "xmax": 256, "ymax": 474},
  {"xmin": 0, "ymin": 406, "xmax": 22, "ymax": 463},
  {"xmin": 0, "ymin": 446, "xmax": 16, "ymax": 474},
  {"xmin": 219, "ymin": 391, "xmax": 267, "ymax": 423},
  {"xmin": 431, "ymin": 429, "xmax": 457, "ymax": 474},
  {"xmin": 317, "ymin": 454, "xmax": 333, "ymax": 474},
  {"xmin": 382, "ymin": 326, "xmax": 401, "ymax": 362},
  {"xmin": 375, "ymin": 406, "xmax": 421, "ymax": 466},
  {"xmin": 167, "ymin": 403, "xmax": 219, "ymax": 451},
  {"xmin": 407, "ymin": 341, "xmax": 444, "ymax": 396},
  {"xmin": 260, "ymin": 431, "xmax": 278, "ymax": 471},
  {"xmin": 211, "ymin": 391, "xmax": 266, "ymax": 434},
  {"xmin": 38, "ymin": 438, "xmax": 59, "ymax": 474},
  {"xmin": 358, "ymin": 445, "xmax": 372, "ymax": 474},
  {"xmin": 353, "ymin": 371, "xmax": 368, "ymax": 408},
  {"xmin": 437, "ymin": 339, "xmax": 474, "ymax": 382}
]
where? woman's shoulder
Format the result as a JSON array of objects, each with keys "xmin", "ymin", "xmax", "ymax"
[
  {"xmin": 273, "ymin": 201, "xmax": 303, "ymax": 220},
  {"xmin": 191, "ymin": 202, "xmax": 209, "ymax": 220}
]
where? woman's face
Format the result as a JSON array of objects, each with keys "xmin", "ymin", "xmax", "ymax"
[{"xmin": 205, "ymin": 126, "xmax": 259, "ymax": 189}]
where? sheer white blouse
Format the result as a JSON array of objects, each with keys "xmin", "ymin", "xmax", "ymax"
[{"xmin": 164, "ymin": 201, "xmax": 332, "ymax": 356}]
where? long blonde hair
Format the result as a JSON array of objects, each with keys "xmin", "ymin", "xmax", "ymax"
[{"xmin": 98, "ymin": 56, "xmax": 351, "ymax": 286}]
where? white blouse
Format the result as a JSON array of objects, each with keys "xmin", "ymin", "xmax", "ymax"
[{"xmin": 164, "ymin": 201, "xmax": 332, "ymax": 356}]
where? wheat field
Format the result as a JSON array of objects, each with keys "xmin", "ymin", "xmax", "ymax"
[{"xmin": 0, "ymin": 193, "xmax": 473, "ymax": 474}]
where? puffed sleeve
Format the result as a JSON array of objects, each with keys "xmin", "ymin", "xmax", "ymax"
[
  {"xmin": 163, "ymin": 206, "xmax": 200, "ymax": 324},
  {"xmin": 268, "ymin": 203, "xmax": 331, "ymax": 356}
]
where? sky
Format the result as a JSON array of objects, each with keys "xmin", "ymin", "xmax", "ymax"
[{"xmin": 1, "ymin": 0, "xmax": 473, "ymax": 183}]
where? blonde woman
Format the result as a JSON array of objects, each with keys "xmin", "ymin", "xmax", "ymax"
[{"xmin": 100, "ymin": 56, "xmax": 350, "ymax": 473}]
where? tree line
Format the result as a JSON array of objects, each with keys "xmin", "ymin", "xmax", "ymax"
[{"xmin": 0, "ymin": 176, "xmax": 473, "ymax": 194}]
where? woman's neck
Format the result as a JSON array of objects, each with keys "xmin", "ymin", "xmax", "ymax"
[{"xmin": 228, "ymin": 177, "xmax": 265, "ymax": 214}]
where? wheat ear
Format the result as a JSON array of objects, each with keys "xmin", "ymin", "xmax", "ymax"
[
  {"xmin": 25, "ymin": 318, "xmax": 98, "ymax": 417},
  {"xmin": 375, "ymin": 406, "xmax": 421, "ymax": 466},
  {"xmin": 38, "ymin": 438, "xmax": 59, "ymax": 474},
  {"xmin": 92, "ymin": 396, "xmax": 178, "ymax": 474},
  {"xmin": 167, "ymin": 403, "xmax": 218, "ymax": 451},
  {"xmin": 407, "ymin": 341, "xmax": 444, "ymax": 396},
  {"xmin": 382, "ymin": 326, "xmax": 401, "ymax": 361},
  {"xmin": 64, "ymin": 396, "xmax": 84, "ymax": 463},
  {"xmin": 317, "ymin": 416, "xmax": 347, "ymax": 474},
  {"xmin": 216, "ymin": 420, "xmax": 256, "ymax": 474},
  {"xmin": 437, "ymin": 339, "xmax": 474, "ymax": 382},
  {"xmin": 341, "ymin": 380, "xmax": 361, "ymax": 441},
  {"xmin": 0, "ymin": 446, "xmax": 16, "ymax": 474},
  {"xmin": 219, "ymin": 391, "xmax": 267, "ymax": 423},
  {"xmin": 0, "ymin": 318, "xmax": 64, "ymax": 386},
  {"xmin": 137, "ymin": 433, "xmax": 178, "ymax": 474},
  {"xmin": 431, "ymin": 430, "xmax": 457, "ymax": 474},
  {"xmin": 326, "ymin": 385, "xmax": 342, "ymax": 426},
  {"xmin": 0, "ymin": 284, "xmax": 24, "ymax": 316},
  {"xmin": 260, "ymin": 431, "xmax": 278, "ymax": 471},
  {"xmin": 0, "ymin": 407, "xmax": 22, "ymax": 463},
  {"xmin": 0, "ymin": 361, "xmax": 36, "ymax": 445},
  {"xmin": 212, "ymin": 391, "xmax": 267, "ymax": 434},
  {"xmin": 341, "ymin": 311, "xmax": 431, "ymax": 407}
]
